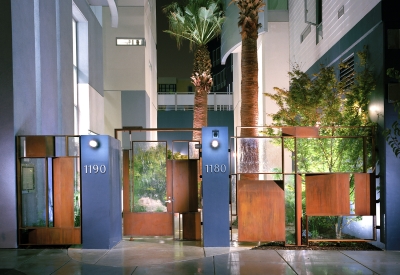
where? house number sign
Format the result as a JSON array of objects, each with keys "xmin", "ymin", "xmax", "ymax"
[
  {"xmin": 84, "ymin": 164, "xmax": 107, "ymax": 174},
  {"xmin": 204, "ymin": 164, "xmax": 227, "ymax": 173}
]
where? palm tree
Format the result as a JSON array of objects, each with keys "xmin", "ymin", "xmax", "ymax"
[
  {"xmin": 230, "ymin": 0, "xmax": 265, "ymax": 179},
  {"xmin": 163, "ymin": 0, "xmax": 225, "ymax": 141}
]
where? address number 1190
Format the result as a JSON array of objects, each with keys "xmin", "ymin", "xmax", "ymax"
[{"xmin": 204, "ymin": 164, "xmax": 227, "ymax": 173}]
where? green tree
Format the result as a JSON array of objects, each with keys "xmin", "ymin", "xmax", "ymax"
[
  {"xmin": 132, "ymin": 143, "xmax": 167, "ymax": 212},
  {"xmin": 163, "ymin": 0, "xmax": 225, "ymax": 141},
  {"xmin": 265, "ymin": 47, "xmax": 376, "ymax": 239},
  {"xmin": 230, "ymin": 0, "xmax": 265, "ymax": 180}
]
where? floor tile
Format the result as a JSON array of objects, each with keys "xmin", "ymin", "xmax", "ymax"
[
  {"xmin": 52, "ymin": 260, "xmax": 136, "ymax": 275},
  {"xmin": 14, "ymin": 249, "xmax": 71, "ymax": 275},
  {"xmin": 214, "ymin": 250, "xmax": 284, "ymax": 263},
  {"xmin": 132, "ymin": 257, "xmax": 214, "ymax": 275},
  {"xmin": 277, "ymin": 250, "xmax": 356, "ymax": 263},
  {"xmin": 214, "ymin": 260, "xmax": 296, "ymax": 275},
  {"xmin": 68, "ymin": 248, "xmax": 109, "ymax": 264},
  {"xmin": 0, "ymin": 249, "xmax": 44, "ymax": 269},
  {"xmin": 288, "ymin": 261, "xmax": 377, "ymax": 275}
]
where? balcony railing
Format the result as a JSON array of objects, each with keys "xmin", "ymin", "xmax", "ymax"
[{"xmin": 157, "ymin": 92, "xmax": 233, "ymax": 111}]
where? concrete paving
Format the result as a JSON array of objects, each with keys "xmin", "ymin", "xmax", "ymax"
[{"xmin": 0, "ymin": 237, "xmax": 399, "ymax": 275}]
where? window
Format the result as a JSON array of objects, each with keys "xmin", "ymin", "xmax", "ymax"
[
  {"xmin": 316, "ymin": 0, "xmax": 323, "ymax": 44},
  {"xmin": 301, "ymin": 25, "xmax": 311, "ymax": 43},
  {"xmin": 340, "ymin": 54, "xmax": 355, "ymax": 90},
  {"xmin": 73, "ymin": 19, "xmax": 78, "ymax": 135},
  {"xmin": 338, "ymin": 5, "xmax": 344, "ymax": 19},
  {"xmin": 212, "ymin": 47, "xmax": 221, "ymax": 67},
  {"xmin": 158, "ymin": 84, "xmax": 176, "ymax": 93},
  {"xmin": 116, "ymin": 38, "xmax": 145, "ymax": 46},
  {"xmin": 388, "ymin": 29, "xmax": 400, "ymax": 49}
]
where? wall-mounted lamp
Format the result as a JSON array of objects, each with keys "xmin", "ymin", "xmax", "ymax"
[
  {"xmin": 211, "ymin": 139, "xmax": 219, "ymax": 148},
  {"xmin": 211, "ymin": 130, "xmax": 220, "ymax": 148},
  {"xmin": 89, "ymin": 139, "xmax": 99, "ymax": 148}
]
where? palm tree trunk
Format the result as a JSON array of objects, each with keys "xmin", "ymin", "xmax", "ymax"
[
  {"xmin": 240, "ymin": 34, "xmax": 259, "ymax": 180},
  {"xmin": 192, "ymin": 45, "xmax": 212, "ymax": 141}
]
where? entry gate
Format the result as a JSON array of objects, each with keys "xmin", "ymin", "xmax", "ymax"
[{"xmin": 115, "ymin": 128, "xmax": 202, "ymax": 240}]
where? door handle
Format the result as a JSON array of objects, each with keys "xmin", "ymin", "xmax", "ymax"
[{"xmin": 165, "ymin": 197, "xmax": 174, "ymax": 203}]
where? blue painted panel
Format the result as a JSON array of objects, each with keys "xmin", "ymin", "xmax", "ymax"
[
  {"xmin": 202, "ymin": 127, "xmax": 230, "ymax": 247},
  {"xmin": 80, "ymin": 135, "xmax": 122, "ymax": 249}
]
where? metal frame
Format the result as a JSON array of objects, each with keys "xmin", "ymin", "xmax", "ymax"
[{"xmin": 230, "ymin": 126, "xmax": 377, "ymax": 246}]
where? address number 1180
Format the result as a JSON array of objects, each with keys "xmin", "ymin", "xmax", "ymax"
[{"xmin": 204, "ymin": 164, "xmax": 227, "ymax": 173}]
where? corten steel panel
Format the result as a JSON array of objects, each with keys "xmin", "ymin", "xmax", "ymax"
[
  {"xmin": 306, "ymin": 174, "xmax": 350, "ymax": 215},
  {"xmin": 188, "ymin": 160, "xmax": 199, "ymax": 212},
  {"xmin": 25, "ymin": 136, "xmax": 55, "ymax": 157},
  {"xmin": 282, "ymin": 127, "xmax": 319, "ymax": 137},
  {"xmin": 182, "ymin": 212, "xmax": 201, "ymax": 240},
  {"xmin": 237, "ymin": 180, "xmax": 285, "ymax": 242},
  {"xmin": 172, "ymin": 160, "xmax": 199, "ymax": 213},
  {"xmin": 295, "ymin": 174, "xmax": 302, "ymax": 245},
  {"xmin": 53, "ymin": 157, "xmax": 74, "ymax": 228},
  {"xmin": 123, "ymin": 213, "xmax": 173, "ymax": 236},
  {"xmin": 355, "ymin": 173, "xmax": 376, "ymax": 215},
  {"xmin": 172, "ymin": 160, "xmax": 190, "ymax": 213},
  {"xmin": 123, "ymin": 150, "xmax": 130, "ymax": 212}
]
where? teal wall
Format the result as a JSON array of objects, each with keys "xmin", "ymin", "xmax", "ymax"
[{"xmin": 157, "ymin": 110, "xmax": 234, "ymax": 150}]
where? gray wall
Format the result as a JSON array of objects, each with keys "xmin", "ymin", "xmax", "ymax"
[
  {"xmin": 0, "ymin": 0, "xmax": 17, "ymax": 248},
  {"xmin": 121, "ymin": 91, "xmax": 150, "ymax": 148},
  {"xmin": 0, "ymin": 0, "xmax": 104, "ymax": 248}
]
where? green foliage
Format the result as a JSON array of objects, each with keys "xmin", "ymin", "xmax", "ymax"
[
  {"xmin": 266, "ymin": 47, "xmax": 376, "ymax": 239},
  {"xmin": 132, "ymin": 143, "xmax": 167, "ymax": 211},
  {"xmin": 167, "ymin": 149, "xmax": 188, "ymax": 160},
  {"xmin": 265, "ymin": 47, "xmax": 374, "ymax": 127},
  {"xmin": 384, "ymin": 68, "xmax": 400, "ymax": 158},
  {"xmin": 163, "ymin": 0, "xmax": 225, "ymax": 50}
]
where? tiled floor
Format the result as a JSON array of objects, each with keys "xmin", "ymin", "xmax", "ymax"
[{"xmin": 1, "ymin": 238, "xmax": 399, "ymax": 275}]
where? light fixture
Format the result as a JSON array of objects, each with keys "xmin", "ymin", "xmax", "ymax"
[
  {"xmin": 116, "ymin": 38, "xmax": 145, "ymax": 46},
  {"xmin": 211, "ymin": 139, "xmax": 219, "ymax": 148},
  {"xmin": 89, "ymin": 139, "xmax": 99, "ymax": 148}
]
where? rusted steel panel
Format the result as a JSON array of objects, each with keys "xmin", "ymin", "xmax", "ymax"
[
  {"xmin": 237, "ymin": 180, "xmax": 285, "ymax": 242},
  {"xmin": 25, "ymin": 136, "xmax": 55, "ymax": 157},
  {"xmin": 173, "ymin": 160, "xmax": 190, "ymax": 213},
  {"xmin": 182, "ymin": 212, "xmax": 201, "ymax": 240},
  {"xmin": 282, "ymin": 127, "xmax": 319, "ymax": 137},
  {"xmin": 355, "ymin": 173, "xmax": 376, "ymax": 215},
  {"xmin": 188, "ymin": 160, "xmax": 199, "ymax": 212},
  {"xmin": 53, "ymin": 157, "xmax": 74, "ymax": 228},
  {"xmin": 123, "ymin": 212, "xmax": 173, "ymax": 236},
  {"xmin": 306, "ymin": 174, "xmax": 350, "ymax": 215}
]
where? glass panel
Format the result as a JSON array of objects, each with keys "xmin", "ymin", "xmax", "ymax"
[
  {"xmin": 21, "ymin": 158, "xmax": 47, "ymax": 227},
  {"xmin": 236, "ymin": 138, "xmax": 282, "ymax": 174},
  {"xmin": 188, "ymin": 141, "xmax": 200, "ymax": 160},
  {"xmin": 68, "ymin": 136, "xmax": 80, "ymax": 157},
  {"xmin": 285, "ymin": 175, "xmax": 295, "ymax": 244},
  {"xmin": 48, "ymin": 158, "xmax": 54, "ymax": 227},
  {"xmin": 74, "ymin": 157, "xmax": 81, "ymax": 227},
  {"xmin": 296, "ymin": 137, "xmax": 365, "ymax": 173},
  {"xmin": 172, "ymin": 141, "xmax": 188, "ymax": 159},
  {"xmin": 307, "ymin": 216, "xmax": 372, "ymax": 240},
  {"xmin": 55, "ymin": 136, "xmax": 66, "ymax": 157},
  {"xmin": 132, "ymin": 142, "xmax": 167, "ymax": 213},
  {"xmin": 19, "ymin": 137, "xmax": 26, "ymax": 157}
]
